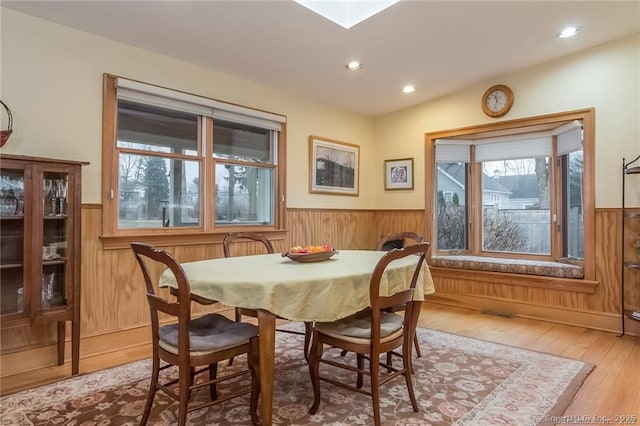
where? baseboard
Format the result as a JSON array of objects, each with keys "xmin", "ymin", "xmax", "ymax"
[{"xmin": 427, "ymin": 292, "xmax": 640, "ymax": 336}]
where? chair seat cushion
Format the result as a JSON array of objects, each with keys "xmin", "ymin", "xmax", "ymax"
[
  {"xmin": 158, "ymin": 313, "xmax": 257, "ymax": 355},
  {"xmin": 315, "ymin": 308, "xmax": 404, "ymax": 344}
]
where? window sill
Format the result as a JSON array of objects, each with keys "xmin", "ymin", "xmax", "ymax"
[
  {"xmin": 100, "ymin": 229, "xmax": 287, "ymax": 250},
  {"xmin": 429, "ymin": 256, "xmax": 597, "ymax": 294}
]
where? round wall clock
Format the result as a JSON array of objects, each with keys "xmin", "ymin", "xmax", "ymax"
[{"xmin": 481, "ymin": 84, "xmax": 514, "ymax": 118}]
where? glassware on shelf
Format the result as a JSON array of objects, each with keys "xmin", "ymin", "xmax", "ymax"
[
  {"xmin": 41, "ymin": 272, "xmax": 55, "ymax": 309},
  {"xmin": 13, "ymin": 185, "xmax": 24, "ymax": 216},
  {"xmin": 0, "ymin": 175, "xmax": 22, "ymax": 216},
  {"xmin": 17, "ymin": 287, "xmax": 23, "ymax": 313},
  {"xmin": 42, "ymin": 245, "xmax": 59, "ymax": 261},
  {"xmin": 56, "ymin": 178, "xmax": 68, "ymax": 216},
  {"xmin": 0, "ymin": 190, "xmax": 16, "ymax": 216},
  {"xmin": 43, "ymin": 179, "xmax": 55, "ymax": 216}
]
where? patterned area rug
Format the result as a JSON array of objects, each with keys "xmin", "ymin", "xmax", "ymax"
[{"xmin": 1, "ymin": 326, "xmax": 593, "ymax": 425}]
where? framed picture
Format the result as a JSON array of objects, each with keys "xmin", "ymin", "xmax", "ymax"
[
  {"xmin": 384, "ymin": 158, "xmax": 414, "ymax": 190},
  {"xmin": 309, "ymin": 136, "xmax": 359, "ymax": 196}
]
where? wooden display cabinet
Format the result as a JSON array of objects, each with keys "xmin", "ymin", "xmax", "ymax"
[{"xmin": 0, "ymin": 154, "xmax": 86, "ymax": 375}]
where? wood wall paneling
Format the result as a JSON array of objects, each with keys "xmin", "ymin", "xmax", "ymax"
[
  {"xmin": 1, "ymin": 206, "xmax": 637, "ymax": 376},
  {"xmin": 373, "ymin": 210, "xmax": 426, "ymax": 245},
  {"xmin": 285, "ymin": 208, "xmax": 376, "ymax": 250}
]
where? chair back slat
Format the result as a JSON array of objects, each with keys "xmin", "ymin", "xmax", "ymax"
[
  {"xmin": 223, "ymin": 232, "xmax": 274, "ymax": 258},
  {"xmin": 147, "ymin": 293, "xmax": 181, "ymax": 317},
  {"xmin": 379, "ymin": 288, "xmax": 415, "ymax": 311},
  {"xmin": 369, "ymin": 242, "xmax": 429, "ymax": 301},
  {"xmin": 375, "ymin": 232, "xmax": 424, "ymax": 251}
]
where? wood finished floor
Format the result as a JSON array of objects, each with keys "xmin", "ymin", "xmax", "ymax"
[{"xmin": 2, "ymin": 303, "xmax": 639, "ymax": 418}]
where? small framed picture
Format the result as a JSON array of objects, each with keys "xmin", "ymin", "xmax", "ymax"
[
  {"xmin": 384, "ymin": 158, "xmax": 414, "ymax": 190},
  {"xmin": 309, "ymin": 136, "xmax": 359, "ymax": 196}
]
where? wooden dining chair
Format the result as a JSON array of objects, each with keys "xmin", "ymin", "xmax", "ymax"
[
  {"xmin": 308, "ymin": 242, "xmax": 429, "ymax": 426},
  {"xmin": 131, "ymin": 242, "xmax": 261, "ymax": 426},
  {"xmin": 223, "ymin": 232, "xmax": 312, "ymax": 361},
  {"xmin": 376, "ymin": 232, "xmax": 427, "ymax": 361}
]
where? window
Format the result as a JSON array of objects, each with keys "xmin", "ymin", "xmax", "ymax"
[
  {"xmin": 427, "ymin": 109, "xmax": 595, "ymax": 280},
  {"xmin": 117, "ymin": 100, "xmax": 201, "ymax": 229},
  {"xmin": 101, "ymin": 74, "xmax": 286, "ymax": 244}
]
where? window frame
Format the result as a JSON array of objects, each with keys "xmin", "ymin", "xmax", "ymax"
[
  {"xmin": 101, "ymin": 74, "xmax": 287, "ymax": 248},
  {"xmin": 425, "ymin": 108, "xmax": 595, "ymax": 280}
]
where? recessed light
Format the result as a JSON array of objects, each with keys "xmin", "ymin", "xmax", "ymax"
[
  {"xmin": 402, "ymin": 85, "xmax": 415, "ymax": 94},
  {"xmin": 346, "ymin": 61, "xmax": 362, "ymax": 71},
  {"xmin": 558, "ymin": 26, "xmax": 581, "ymax": 38}
]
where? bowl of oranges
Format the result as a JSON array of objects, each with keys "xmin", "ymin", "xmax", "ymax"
[{"xmin": 282, "ymin": 244, "xmax": 338, "ymax": 263}]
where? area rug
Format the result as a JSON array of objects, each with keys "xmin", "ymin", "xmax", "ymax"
[{"xmin": 1, "ymin": 326, "xmax": 593, "ymax": 425}]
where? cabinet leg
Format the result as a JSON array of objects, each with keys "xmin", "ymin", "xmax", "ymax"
[
  {"xmin": 71, "ymin": 318, "xmax": 80, "ymax": 375},
  {"xmin": 57, "ymin": 321, "xmax": 66, "ymax": 366}
]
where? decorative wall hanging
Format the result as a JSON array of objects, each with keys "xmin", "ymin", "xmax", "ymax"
[
  {"xmin": 0, "ymin": 100, "xmax": 14, "ymax": 148},
  {"xmin": 309, "ymin": 136, "xmax": 359, "ymax": 196},
  {"xmin": 384, "ymin": 158, "xmax": 414, "ymax": 190}
]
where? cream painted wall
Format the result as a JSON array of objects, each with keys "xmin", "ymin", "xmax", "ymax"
[
  {"xmin": 0, "ymin": 8, "xmax": 374, "ymax": 209},
  {"xmin": 374, "ymin": 33, "xmax": 640, "ymax": 209},
  {"xmin": 2, "ymin": 9, "xmax": 638, "ymax": 211}
]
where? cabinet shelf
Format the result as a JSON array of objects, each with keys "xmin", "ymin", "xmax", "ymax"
[
  {"xmin": 0, "ymin": 262, "xmax": 24, "ymax": 269},
  {"xmin": 0, "ymin": 215, "xmax": 24, "ymax": 220},
  {"xmin": 42, "ymin": 258, "xmax": 67, "ymax": 266},
  {"xmin": 43, "ymin": 215, "xmax": 67, "ymax": 220}
]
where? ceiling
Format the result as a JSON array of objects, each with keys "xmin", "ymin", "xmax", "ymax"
[{"xmin": 3, "ymin": 1, "xmax": 639, "ymax": 117}]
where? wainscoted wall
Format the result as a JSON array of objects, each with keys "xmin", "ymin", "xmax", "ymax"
[{"xmin": 1, "ymin": 206, "xmax": 637, "ymax": 377}]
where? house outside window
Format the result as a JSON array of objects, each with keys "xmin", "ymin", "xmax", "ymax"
[
  {"xmin": 101, "ymin": 74, "xmax": 286, "ymax": 244},
  {"xmin": 443, "ymin": 191, "xmax": 453, "ymax": 205},
  {"xmin": 428, "ymin": 110, "xmax": 594, "ymax": 279}
]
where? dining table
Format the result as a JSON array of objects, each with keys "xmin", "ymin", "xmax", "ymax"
[{"xmin": 159, "ymin": 249, "xmax": 435, "ymax": 426}]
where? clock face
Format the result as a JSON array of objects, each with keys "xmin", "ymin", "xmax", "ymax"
[
  {"xmin": 481, "ymin": 85, "xmax": 513, "ymax": 117},
  {"xmin": 486, "ymin": 90, "xmax": 508, "ymax": 112}
]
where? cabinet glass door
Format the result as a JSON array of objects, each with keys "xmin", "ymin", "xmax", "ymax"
[
  {"xmin": 0, "ymin": 167, "xmax": 26, "ymax": 316},
  {"xmin": 42, "ymin": 172, "xmax": 69, "ymax": 310}
]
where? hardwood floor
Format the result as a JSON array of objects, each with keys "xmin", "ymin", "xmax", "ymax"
[{"xmin": 2, "ymin": 303, "xmax": 639, "ymax": 418}]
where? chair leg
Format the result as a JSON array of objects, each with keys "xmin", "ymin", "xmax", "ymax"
[
  {"xmin": 308, "ymin": 332, "xmax": 323, "ymax": 415},
  {"xmin": 402, "ymin": 338, "xmax": 419, "ymax": 412},
  {"xmin": 370, "ymin": 352, "xmax": 381, "ymax": 426},
  {"xmin": 414, "ymin": 333, "xmax": 422, "ymax": 358},
  {"xmin": 178, "ymin": 365, "xmax": 191, "ymax": 426},
  {"xmin": 140, "ymin": 355, "xmax": 160, "ymax": 425},
  {"xmin": 356, "ymin": 354, "xmax": 364, "ymax": 389},
  {"xmin": 248, "ymin": 337, "xmax": 261, "ymax": 426},
  {"xmin": 209, "ymin": 363, "xmax": 218, "ymax": 400}
]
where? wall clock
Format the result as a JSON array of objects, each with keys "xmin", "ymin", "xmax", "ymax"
[{"xmin": 481, "ymin": 84, "xmax": 514, "ymax": 118}]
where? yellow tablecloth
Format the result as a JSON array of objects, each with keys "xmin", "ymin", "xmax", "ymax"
[{"xmin": 160, "ymin": 250, "xmax": 435, "ymax": 322}]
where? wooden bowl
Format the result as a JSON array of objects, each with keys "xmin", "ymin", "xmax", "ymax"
[{"xmin": 282, "ymin": 250, "xmax": 338, "ymax": 263}]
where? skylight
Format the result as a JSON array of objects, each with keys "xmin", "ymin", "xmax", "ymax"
[{"xmin": 295, "ymin": 0, "xmax": 400, "ymax": 29}]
